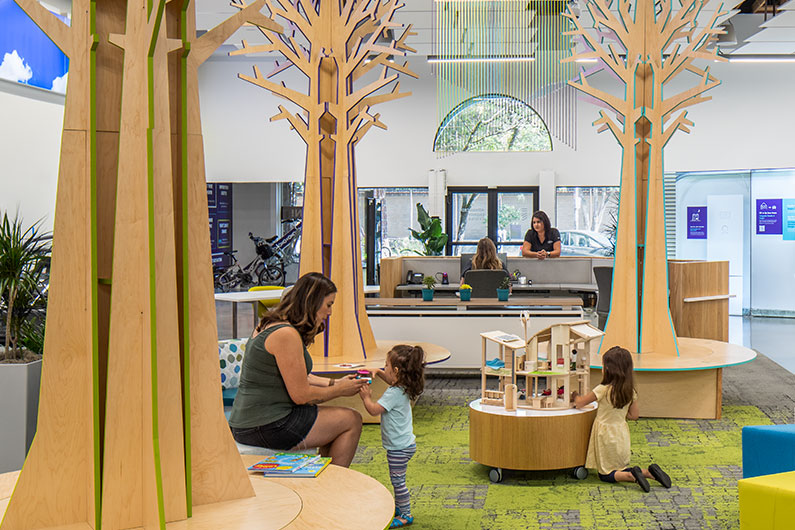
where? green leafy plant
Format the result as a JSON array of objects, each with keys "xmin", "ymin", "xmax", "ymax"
[
  {"xmin": 422, "ymin": 275, "xmax": 437, "ymax": 290},
  {"xmin": 0, "ymin": 212, "xmax": 51, "ymax": 361},
  {"xmin": 409, "ymin": 203, "xmax": 448, "ymax": 256},
  {"xmin": 498, "ymin": 276, "xmax": 511, "ymax": 290}
]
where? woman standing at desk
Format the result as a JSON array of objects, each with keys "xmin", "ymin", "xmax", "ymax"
[
  {"xmin": 522, "ymin": 210, "xmax": 561, "ymax": 260},
  {"xmin": 228, "ymin": 272, "xmax": 367, "ymax": 467},
  {"xmin": 460, "ymin": 237, "xmax": 509, "ymax": 283}
]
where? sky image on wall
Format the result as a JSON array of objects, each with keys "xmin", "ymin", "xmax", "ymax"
[{"xmin": 0, "ymin": 0, "xmax": 69, "ymax": 93}]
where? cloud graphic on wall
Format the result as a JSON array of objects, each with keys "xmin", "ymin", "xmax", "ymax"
[
  {"xmin": 51, "ymin": 72, "xmax": 68, "ymax": 93},
  {"xmin": 0, "ymin": 50, "xmax": 33, "ymax": 83}
]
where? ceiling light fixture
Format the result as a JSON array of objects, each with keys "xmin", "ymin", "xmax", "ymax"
[{"xmin": 427, "ymin": 56, "xmax": 536, "ymax": 64}]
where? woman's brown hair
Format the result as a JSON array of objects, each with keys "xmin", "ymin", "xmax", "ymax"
[
  {"xmin": 472, "ymin": 237, "xmax": 502, "ymax": 271},
  {"xmin": 600, "ymin": 346, "xmax": 635, "ymax": 409},
  {"xmin": 388, "ymin": 345, "xmax": 426, "ymax": 401},
  {"xmin": 255, "ymin": 272, "xmax": 337, "ymax": 346},
  {"xmin": 532, "ymin": 210, "xmax": 552, "ymax": 234}
]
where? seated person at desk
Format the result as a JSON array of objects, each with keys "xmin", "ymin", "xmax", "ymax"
[
  {"xmin": 228, "ymin": 272, "xmax": 368, "ymax": 467},
  {"xmin": 522, "ymin": 210, "xmax": 561, "ymax": 260},
  {"xmin": 460, "ymin": 237, "xmax": 509, "ymax": 284}
]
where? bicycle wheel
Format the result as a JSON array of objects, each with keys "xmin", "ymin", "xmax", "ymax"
[
  {"xmin": 216, "ymin": 269, "xmax": 239, "ymax": 292},
  {"xmin": 259, "ymin": 263, "xmax": 284, "ymax": 286}
]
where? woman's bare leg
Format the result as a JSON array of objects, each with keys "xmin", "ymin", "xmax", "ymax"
[{"xmin": 292, "ymin": 406, "xmax": 362, "ymax": 467}]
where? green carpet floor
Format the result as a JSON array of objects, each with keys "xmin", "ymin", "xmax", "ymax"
[{"xmin": 350, "ymin": 353, "xmax": 795, "ymax": 530}]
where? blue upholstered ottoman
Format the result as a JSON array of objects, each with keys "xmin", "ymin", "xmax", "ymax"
[{"xmin": 742, "ymin": 424, "xmax": 795, "ymax": 479}]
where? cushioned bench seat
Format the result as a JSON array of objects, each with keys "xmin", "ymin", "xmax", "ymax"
[
  {"xmin": 742, "ymin": 424, "xmax": 795, "ymax": 479},
  {"xmin": 739, "ymin": 471, "xmax": 795, "ymax": 530}
]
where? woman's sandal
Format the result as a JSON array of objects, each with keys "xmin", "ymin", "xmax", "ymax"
[
  {"xmin": 629, "ymin": 466, "xmax": 650, "ymax": 493},
  {"xmin": 390, "ymin": 515, "xmax": 414, "ymax": 528}
]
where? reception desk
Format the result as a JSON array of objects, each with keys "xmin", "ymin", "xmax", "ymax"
[{"xmin": 366, "ymin": 296, "xmax": 583, "ymax": 369}]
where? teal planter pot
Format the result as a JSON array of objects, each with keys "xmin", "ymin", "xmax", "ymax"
[
  {"xmin": 460, "ymin": 289, "xmax": 472, "ymax": 301},
  {"xmin": 496, "ymin": 288, "xmax": 510, "ymax": 301},
  {"xmin": 422, "ymin": 288, "xmax": 434, "ymax": 301}
]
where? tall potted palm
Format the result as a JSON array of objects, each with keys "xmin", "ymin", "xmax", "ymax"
[{"xmin": 0, "ymin": 211, "xmax": 51, "ymax": 472}]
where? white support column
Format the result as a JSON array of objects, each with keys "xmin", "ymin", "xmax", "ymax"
[{"xmin": 539, "ymin": 169, "xmax": 556, "ymax": 224}]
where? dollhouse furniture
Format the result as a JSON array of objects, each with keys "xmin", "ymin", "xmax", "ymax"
[
  {"xmin": 469, "ymin": 321, "xmax": 603, "ymax": 481},
  {"xmin": 742, "ymin": 424, "xmax": 795, "ymax": 479}
]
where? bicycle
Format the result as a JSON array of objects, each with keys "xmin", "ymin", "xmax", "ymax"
[{"xmin": 213, "ymin": 223, "xmax": 302, "ymax": 291}]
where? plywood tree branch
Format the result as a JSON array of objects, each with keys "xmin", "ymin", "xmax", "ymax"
[
  {"xmin": 236, "ymin": 0, "xmax": 415, "ymax": 359},
  {"xmin": 565, "ymin": 0, "xmax": 726, "ymax": 356}
]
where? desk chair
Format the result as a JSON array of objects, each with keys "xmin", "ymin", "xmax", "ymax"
[
  {"xmin": 459, "ymin": 253, "xmax": 508, "ymax": 279},
  {"xmin": 464, "ymin": 269, "xmax": 509, "ymax": 298},
  {"xmin": 593, "ymin": 266, "xmax": 613, "ymax": 330},
  {"xmin": 248, "ymin": 285, "xmax": 285, "ymax": 320}
]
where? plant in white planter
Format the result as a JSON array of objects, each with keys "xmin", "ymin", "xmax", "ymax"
[
  {"xmin": 0, "ymin": 212, "xmax": 50, "ymax": 362},
  {"xmin": 0, "ymin": 211, "xmax": 50, "ymax": 472}
]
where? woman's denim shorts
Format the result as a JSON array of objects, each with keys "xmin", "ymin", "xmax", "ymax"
[{"xmin": 231, "ymin": 404, "xmax": 318, "ymax": 450}]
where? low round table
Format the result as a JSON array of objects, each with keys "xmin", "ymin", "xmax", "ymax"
[{"xmin": 469, "ymin": 398, "xmax": 597, "ymax": 482}]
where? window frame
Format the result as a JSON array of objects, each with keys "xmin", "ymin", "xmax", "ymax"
[{"xmin": 445, "ymin": 186, "xmax": 539, "ymax": 255}]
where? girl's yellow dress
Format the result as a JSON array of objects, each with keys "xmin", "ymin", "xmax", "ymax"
[{"xmin": 585, "ymin": 384, "xmax": 636, "ymax": 475}]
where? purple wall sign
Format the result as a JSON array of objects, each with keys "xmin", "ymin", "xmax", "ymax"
[
  {"xmin": 756, "ymin": 199, "xmax": 782, "ymax": 235},
  {"xmin": 687, "ymin": 206, "xmax": 707, "ymax": 239}
]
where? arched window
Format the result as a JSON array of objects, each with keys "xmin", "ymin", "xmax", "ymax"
[{"xmin": 433, "ymin": 94, "xmax": 552, "ymax": 153}]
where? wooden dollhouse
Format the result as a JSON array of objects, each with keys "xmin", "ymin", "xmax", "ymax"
[{"xmin": 480, "ymin": 319, "xmax": 603, "ymax": 411}]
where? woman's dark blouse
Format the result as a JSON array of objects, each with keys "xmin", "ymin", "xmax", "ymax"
[
  {"xmin": 523, "ymin": 227, "xmax": 561, "ymax": 252},
  {"xmin": 228, "ymin": 323, "xmax": 313, "ymax": 428}
]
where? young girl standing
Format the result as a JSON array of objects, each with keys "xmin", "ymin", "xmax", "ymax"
[
  {"xmin": 573, "ymin": 346, "xmax": 672, "ymax": 492},
  {"xmin": 359, "ymin": 345, "xmax": 425, "ymax": 528}
]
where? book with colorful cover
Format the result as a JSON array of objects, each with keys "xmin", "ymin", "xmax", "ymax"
[{"xmin": 247, "ymin": 453, "xmax": 332, "ymax": 477}]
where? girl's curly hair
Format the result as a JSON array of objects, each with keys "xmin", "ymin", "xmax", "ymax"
[{"xmin": 388, "ymin": 344, "xmax": 426, "ymax": 401}]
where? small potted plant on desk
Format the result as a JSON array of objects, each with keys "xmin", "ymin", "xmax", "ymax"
[
  {"xmin": 459, "ymin": 283, "xmax": 472, "ymax": 302},
  {"xmin": 421, "ymin": 275, "xmax": 436, "ymax": 301},
  {"xmin": 496, "ymin": 276, "xmax": 511, "ymax": 301}
]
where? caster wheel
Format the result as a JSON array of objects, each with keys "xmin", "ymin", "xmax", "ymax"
[
  {"xmin": 573, "ymin": 466, "xmax": 588, "ymax": 480},
  {"xmin": 489, "ymin": 467, "xmax": 503, "ymax": 483}
]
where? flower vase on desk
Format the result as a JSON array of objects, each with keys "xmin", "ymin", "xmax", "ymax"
[
  {"xmin": 459, "ymin": 284, "xmax": 472, "ymax": 301},
  {"xmin": 422, "ymin": 288, "xmax": 434, "ymax": 301},
  {"xmin": 496, "ymin": 288, "xmax": 510, "ymax": 301}
]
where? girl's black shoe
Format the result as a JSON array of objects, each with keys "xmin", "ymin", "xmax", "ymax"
[
  {"xmin": 649, "ymin": 464, "xmax": 671, "ymax": 488},
  {"xmin": 630, "ymin": 466, "xmax": 650, "ymax": 492}
]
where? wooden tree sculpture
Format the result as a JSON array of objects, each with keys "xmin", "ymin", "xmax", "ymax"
[
  {"xmin": 2, "ymin": 1, "xmax": 281, "ymax": 528},
  {"xmin": 232, "ymin": 0, "xmax": 417, "ymax": 359},
  {"xmin": 563, "ymin": 0, "xmax": 726, "ymax": 356}
]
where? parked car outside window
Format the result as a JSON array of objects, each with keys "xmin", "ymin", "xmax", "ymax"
[{"xmin": 560, "ymin": 230, "xmax": 613, "ymax": 257}]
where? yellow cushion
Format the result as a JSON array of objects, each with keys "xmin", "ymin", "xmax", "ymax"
[
  {"xmin": 739, "ymin": 471, "xmax": 795, "ymax": 530},
  {"xmin": 248, "ymin": 286, "xmax": 285, "ymax": 317}
]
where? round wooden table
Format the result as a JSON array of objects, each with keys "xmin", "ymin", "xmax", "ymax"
[
  {"xmin": 469, "ymin": 398, "xmax": 598, "ymax": 482},
  {"xmin": 0, "ymin": 455, "xmax": 394, "ymax": 530}
]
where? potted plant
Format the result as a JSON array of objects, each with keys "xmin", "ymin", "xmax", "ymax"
[
  {"xmin": 0, "ymin": 211, "xmax": 51, "ymax": 473},
  {"xmin": 421, "ymin": 275, "xmax": 436, "ymax": 301},
  {"xmin": 459, "ymin": 283, "xmax": 472, "ymax": 301},
  {"xmin": 409, "ymin": 203, "xmax": 448, "ymax": 256},
  {"xmin": 496, "ymin": 276, "xmax": 511, "ymax": 301}
]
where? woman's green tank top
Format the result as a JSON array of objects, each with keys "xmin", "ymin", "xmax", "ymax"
[{"xmin": 228, "ymin": 323, "xmax": 313, "ymax": 428}]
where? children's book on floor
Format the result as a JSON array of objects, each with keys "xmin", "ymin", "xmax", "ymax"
[{"xmin": 247, "ymin": 453, "xmax": 332, "ymax": 477}]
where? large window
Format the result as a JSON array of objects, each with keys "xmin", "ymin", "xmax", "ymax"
[
  {"xmin": 433, "ymin": 94, "xmax": 552, "ymax": 153},
  {"xmin": 555, "ymin": 186, "xmax": 618, "ymax": 257},
  {"xmin": 445, "ymin": 187, "xmax": 538, "ymax": 256}
]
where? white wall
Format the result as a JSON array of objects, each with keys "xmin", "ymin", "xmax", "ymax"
[
  {"xmin": 231, "ymin": 182, "xmax": 280, "ymax": 266},
  {"xmin": 4, "ymin": 56, "xmax": 795, "ymax": 225},
  {"xmin": 0, "ymin": 83, "xmax": 64, "ymax": 230}
]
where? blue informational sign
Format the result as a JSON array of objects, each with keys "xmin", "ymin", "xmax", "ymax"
[
  {"xmin": 687, "ymin": 206, "xmax": 707, "ymax": 239},
  {"xmin": 0, "ymin": 0, "xmax": 70, "ymax": 92},
  {"xmin": 783, "ymin": 199, "xmax": 795, "ymax": 241},
  {"xmin": 207, "ymin": 184, "xmax": 233, "ymax": 266},
  {"xmin": 756, "ymin": 199, "xmax": 782, "ymax": 235}
]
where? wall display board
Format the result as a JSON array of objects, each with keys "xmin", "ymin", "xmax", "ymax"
[
  {"xmin": 756, "ymin": 199, "xmax": 782, "ymax": 235},
  {"xmin": 564, "ymin": 0, "xmax": 726, "ymax": 355},
  {"xmin": 687, "ymin": 206, "xmax": 707, "ymax": 240},
  {"xmin": 207, "ymin": 183, "xmax": 233, "ymax": 266},
  {"xmin": 783, "ymin": 199, "xmax": 795, "ymax": 241},
  {"xmin": 0, "ymin": 0, "xmax": 68, "ymax": 92}
]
